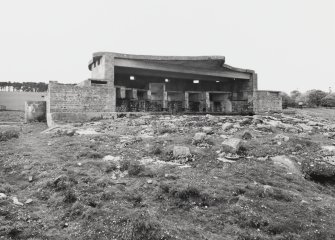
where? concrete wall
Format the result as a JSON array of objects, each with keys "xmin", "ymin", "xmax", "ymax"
[
  {"xmin": 0, "ymin": 92, "xmax": 46, "ymax": 111},
  {"xmin": 252, "ymin": 91, "xmax": 282, "ymax": 113},
  {"xmin": 47, "ymin": 81, "xmax": 115, "ymax": 125},
  {"xmin": 91, "ymin": 56, "xmax": 106, "ymax": 80}
]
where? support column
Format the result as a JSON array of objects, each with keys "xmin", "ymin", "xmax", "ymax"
[
  {"xmin": 205, "ymin": 92, "xmax": 211, "ymax": 112},
  {"xmin": 184, "ymin": 92, "xmax": 189, "ymax": 110},
  {"xmin": 120, "ymin": 87, "xmax": 126, "ymax": 99}
]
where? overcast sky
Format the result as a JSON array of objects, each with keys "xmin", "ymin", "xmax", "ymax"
[{"xmin": 0, "ymin": 0, "xmax": 334, "ymax": 93}]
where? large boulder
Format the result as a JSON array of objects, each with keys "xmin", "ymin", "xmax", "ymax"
[
  {"xmin": 221, "ymin": 138, "xmax": 241, "ymax": 153},
  {"xmin": 173, "ymin": 146, "xmax": 191, "ymax": 158}
]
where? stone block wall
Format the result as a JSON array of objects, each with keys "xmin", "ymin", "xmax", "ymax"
[
  {"xmin": 47, "ymin": 81, "xmax": 115, "ymax": 126},
  {"xmin": 252, "ymin": 91, "xmax": 282, "ymax": 113}
]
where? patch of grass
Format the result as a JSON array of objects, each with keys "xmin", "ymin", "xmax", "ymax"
[
  {"xmin": 77, "ymin": 150, "xmax": 103, "ymax": 159},
  {"xmin": 0, "ymin": 130, "xmax": 19, "ymax": 141}
]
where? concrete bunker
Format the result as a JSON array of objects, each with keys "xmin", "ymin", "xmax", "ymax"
[{"xmin": 47, "ymin": 52, "xmax": 282, "ymax": 125}]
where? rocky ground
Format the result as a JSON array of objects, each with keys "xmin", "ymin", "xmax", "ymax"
[{"xmin": 1, "ymin": 109, "xmax": 335, "ymax": 240}]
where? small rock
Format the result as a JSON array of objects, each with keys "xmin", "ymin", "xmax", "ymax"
[
  {"xmin": 322, "ymin": 145, "xmax": 335, "ymax": 152},
  {"xmin": 222, "ymin": 123, "xmax": 234, "ymax": 131},
  {"xmin": 25, "ymin": 199, "xmax": 33, "ymax": 204},
  {"xmin": 66, "ymin": 129, "xmax": 76, "ymax": 136},
  {"xmin": 220, "ymin": 134, "xmax": 229, "ymax": 139},
  {"xmin": 193, "ymin": 132, "xmax": 207, "ymax": 141},
  {"xmin": 111, "ymin": 173, "xmax": 117, "ymax": 180},
  {"xmin": 221, "ymin": 138, "xmax": 241, "ymax": 153},
  {"xmin": 256, "ymin": 124, "xmax": 273, "ymax": 132},
  {"xmin": 173, "ymin": 146, "xmax": 191, "ymax": 157},
  {"xmin": 271, "ymin": 155, "xmax": 300, "ymax": 175},
  {"xmin": 217, "ymin": 157, "xmax": 235, "ymax": 163},
  {"xmin": 202, "ymin": 126, "xmax": 213, "ymax": 134},
  {"xmin": 241, "ymin": 131, "xmax": 253, "ymax": 140},
  {"xmin": 12, "ymin": 197, "xmax": 24, "ymax": 206},
  {"xmin": 147, "ymin": 179, "xmax": 153, "ymax": 184},
  {"xmin": 103, "ymin": 155, "xmax": 121, "ymax": 162},
  {"xmin": 274, "ymin": 134, "xmax": 290, "ymax": 142},
  {"xmin": 298, "ymin": 123, "xmax": 313, "ymax": 132},
  {"xmin": 77, "ymin": 162, "xmax": 82, "ymax": 166},
  {"xmin": 28, "ymin": 176, "xmax": 33, "ymax": 182},
  {"xmin": 0, "ymin": 193, "xmax": 7, "ymax": 200}
]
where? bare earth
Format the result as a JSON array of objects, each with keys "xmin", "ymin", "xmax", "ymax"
[{"xmin": 1, "ymin": 109, "xmax": 335, "ymax": 240}]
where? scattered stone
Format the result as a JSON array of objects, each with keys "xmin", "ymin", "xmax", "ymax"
[
  {"xmin": 0, "ymin": 193, "xmax": 7, "ymax": 200},
  {"xmin": 103, "ymin": 155, "xmax": 121, "ymax": 162},
  {"xmin": 240, "ymin": 118, "xmax": 252, "ymax": 126},
  {"xmin": 25, "ymin": 199, "xmax": 33, "ymax": 204},
  {"xmin": 298, "ymin": 123, "xmax": 313, "ymax": 132},
  {"xmin": 220, "ymin": 134, "xmax": 229, "ymax": 139},
  {"xmin": 221, "ymin": 138, "xmax": 241, "ymax": 153},
  {"xmin": 147, "ymin": 179, "xmax": 153, "ymax": 184},
  {"xmin": 217, "ymin": 157, "xmax": 235, "ymax": 163},
  {"xmin": 222, "ymin": 123, "xmax": 233, "ymax": 131},
  {"xmin": 241, "ymin": 131, "xmax": 253, "ymax": 140},
  {"xmin": 193, "ymin": 132, "xmax": 207, "ymax": 141},
  {"xmin": 173, "ymin": 146, "xmax": 191, "ymax": 157},
  {"xmin": 12, "ymin": 197, "xmax": 24, "ymax": 206},
  {"xmin": 202, "ymin": 126, "xmax": 213, "ymax": 134},
  {"xmin": 66, "ymin": 129, "xmax": 76, "ymax": 136},
  {"xmin": 274, "ymin": 134, "xmax": 290, "ymax": 142},
  {"xmin": 322, "ymin": 146, "xmax": 335, "ymax": 153},
  {"xmin": 111, "ymin": 173, "xmax": 117, "ymax": 180},
  {"xmin": 271, "ymin": 155, "xmax": 300, "ymax": 175},
  {"xmin": 306, "ymin": 121, "xmax": 319, "ymax": 126},
  {"xmin": 255, "ymin": 124, "xmax": 273, "ymax": 132}
]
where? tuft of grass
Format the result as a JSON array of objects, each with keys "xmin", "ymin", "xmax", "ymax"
[{"xmin": 0, "ymin": 130, "xmax": 19, "ymax": 141}]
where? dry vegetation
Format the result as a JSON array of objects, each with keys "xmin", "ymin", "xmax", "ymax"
[{"xmin": 1, "ymin": 109, "xmax": 335, "ymax": 239}]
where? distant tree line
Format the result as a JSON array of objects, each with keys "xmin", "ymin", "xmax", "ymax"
[
  {"xmin": 0, "ymin": 81, "xmax": 48, "ymax": 92},
  {"xmin": 281, "ymin": 89, "xmax": 335, "ymax": 108}
]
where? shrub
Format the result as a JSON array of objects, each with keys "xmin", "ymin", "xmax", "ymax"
[
  {"xmin": 321, "ymin": 94, "xmax": 335, "ymax": 107},
  {"xmin": 63, "ymin": 190, "xmax": 77, "ymax": 203}
]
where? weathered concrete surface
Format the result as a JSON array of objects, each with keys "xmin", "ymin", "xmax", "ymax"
[{"xmin": 25, "ymin": 101, "xmax": 46, "ymax": 122}]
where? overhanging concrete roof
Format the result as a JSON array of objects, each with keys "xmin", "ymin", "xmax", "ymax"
[{"xmin": 88, "ymin": 52, "xmax": 255, "ymax": 78}]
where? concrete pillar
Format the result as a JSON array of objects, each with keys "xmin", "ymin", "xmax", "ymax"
[
  {"xmin": 223, "ymin": 99, "xmax": 232, "ymax": 113},
  {"xmin": 184, "ymin": 92, "xmax": 189, "ymax": 110},
  {"xmin": 25, "ymin": 101, "xmax": 46, "ymax": 123},
  {"xmin": 163, "ymin": 91, "xmax": 167, "ymax": 109},
  {"xmin": 132, "ymin": 89, "xmax": 138, "ymax": 100},
  {"xmin": 205, "ymin": 92, "xmax": 211, "ymax": 111},
  {"xmin": 120, "ymin": 87, "xmax": 126, "ymax": 99}
]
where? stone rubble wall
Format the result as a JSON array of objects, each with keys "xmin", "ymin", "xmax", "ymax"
[
  {"xmin": 252, "ymin": 91, "xmax": 282, "ymax": 113},
  {"xmin": 47, "ymin": 81, "xmax": 116, "ymax": 126}
]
